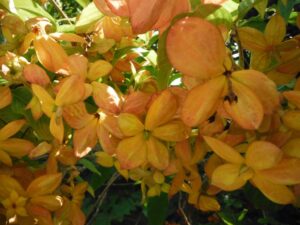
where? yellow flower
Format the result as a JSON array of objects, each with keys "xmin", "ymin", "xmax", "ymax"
[{"xmin": 1, "ymin": 190, "xmax": 27, "ymax": 218}]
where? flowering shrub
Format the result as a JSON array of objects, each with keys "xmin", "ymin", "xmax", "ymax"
[{"xmin": 0, "ymin": 0, "xmax": 300, "ymax": 224}]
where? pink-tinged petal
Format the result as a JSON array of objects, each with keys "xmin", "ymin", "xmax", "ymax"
[
  {"xmin": 232, "ymin": 70, "xmax": 279, "ymax": 115},
  {"xmin": 181, "ymin": 76, "xmax": 225, "ymax": 127},
  {"xmin": 23, "ymin": 64, "xmax": 50, "ymax": 86},
  {"xmin": 92, "ymin": 82, "xmax": 121, "ymax": 114},
  {"xmin": 105, "ymin": 0, "xmax": 129, "ymax": 17},
  {"xmin": 224, "ymin": 80, "xmax": 264, "ymax": 130},
  {"xmin": 68, "ymin": 54, "xmax": 88, "ymax": 78},
  {"xmin": 167, "ymin": 17, "xmax": 226, "ymax": 79},
  {"xmin": 245, "ymin": 141, "xmax": 283, "ymax": 170},
  {"xmin": 94, "ymin": 0, "xmax": 116, "ymax": 16},
  {"xmin": 122, "ymin": 91, "xmax": 152, "ymax": 116}
]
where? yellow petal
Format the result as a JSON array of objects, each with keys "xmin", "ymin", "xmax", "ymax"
[
  {"xmin": 282, "ymin": 138, "xmax": 300, "ymax": 158},
  {"xmin": 0, "ymin": 149, "xmax": 12, "ymax": 166},
  {"xmin": 283, "ymin": 91, "xmax": 300, "ymax": 109},
  {"xmin": 116, "ymin": 134, "xmax": 147, "ymax": 169},
  {"xmin": 50, "ymin": 113, "xmax": 64, "ymax": 143},
  {"xmin": 34, "ymin": 35, "xmax": 70, "ymax": 74},
  {"xmin": 205, "ymin": 154, "xmax": 223, "ymax": 179},
  {"xmin": 245, "ymin": 141, "xmax": 283, "ymax": 170},
  {"xmin": 19, "ymin": 32, "xmax": 35, "ymax": 55},
  {"xmin": 224, "ymin": 80, "xmax": 264, "ymax": 130},
  {"xmin": 152, "ymin": 120, "xmax": 190, "ymax": 142},
  {"xmin": 118, "ymin": 113, "xmax": 144, "ymax": 136},
  {"xmin": 101, "ymin": 114, "xmax": 124, "ymax": 139},
  {"xmin": 250, "ymin": 51, "xmax": 272, "ymax": 71},
  {"xmin": 49, "ymin": 32, "xmax": 86, "ymax": 43},
  {"xmin": 92, "ymin": 82, "xmax": 121, "ymax": 114},
  {"xmin": 232, "ymin": 70, "xmax": 279, "ymax": 115},
  {"xmin": 238, "ymin": 27, "xmax": 267, "ymax": 51},
  {"xmin": 95, "ymin": 151, "xmax": 114, "ymax": 167},
  {"xmin": 259, "ymin": 158, "xmax": 300, "ymax": 185},
  {"xmin": 0, "ymin": 138, "xmax": 34, "ymax": 157},
  {"xmin": 55, "ymin": 75, "xmax": 86, "ymax": 106},
  {"xmin": 0, "ymin": 119, "xmax": 26, "ymax": 141},
  {"xmin": 166, "ymin": 16, "xmax": 226, "ymax": 79},
  {"xmin": 203, "ymin": 136, "xmax": 244, "ymax": 164},
  {"xmin": 282, "ymin": 110, "xmax": 300, "ymax": 131},
  {"xmin": 251, "ymin": 173, "xmax": 295, "ymax": 204},
  {"xmin": 212, "ymin": 163, "xmax": 249, "ymax": 191},
  {"xmin": 175, "ymin": 140, "xmax": 192, "ymax": 165},
  {"xmin": 264, "ymin": 13, "xmax": 286, "ymax": 46},
  {"xmin": 0, "ymin": 175, "xmax": 25, "ymax": 199},
  {"xmin": 181, "ymin": 76, "xmax": 225, "ymax": 127},
  {"xmin": 31, "ymin": 84, "xmax": 55, "ymax": 118},
  {"xmin": 26, "ymin": 173, "xmax": 62, "ymax": 197},
  {"xmin": 0, "ymin": 86, "xmax": 12, "ymax": 109},
  {"xmin": 145, "ymin": 90, "xmax": 177, "ymax": 130},
  {"xmin": 30, "ymin": 195, "xmax": 63, "ymax": 211},
  {"xmin": 146, "ymin": 136, "xmax": 169, "ymax": 170},
  {"xmin": 27, "ymin": 96, "xmax": 43, "ymax": 120},
  {"xmin": 87, "ymin": 60, "xmax": 113, "ymax": 81},
  {"xmin": 198, "ymin": 195, "xmax": 220, "ymax": 212}
]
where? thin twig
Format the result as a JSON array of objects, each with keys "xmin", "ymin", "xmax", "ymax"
[
  {"xmin": 86, "ymin": 173, "xmax": 119, "ymax": 225},
  {"xmin": 178, "ymin": 193, "xmax": 192, "ymax": 225},
  {"xmin": 48, "ymin": 0, "xmax": 73, "ymax": 25}
]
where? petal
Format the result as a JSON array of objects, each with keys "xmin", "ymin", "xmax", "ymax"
[
  {"xmin": 50, "ymin": 114, "xmax": 64, "ymax": 143},
  {"xmin": 251, "ymin": 174, "xmax": 295, "ymax": 204},
  {"xmin": 95, "ymin": 151, "xmax": 114, "ymax": 167},
  {"xmin": 152, "ymin": 120, "xmax": 190, "ymax": 142},
  {"xmin": 283, "ymin": 91, "xmax": 300, "ymax": 109},
  {"xmin": 118, "ymin": 113, "xmax": 144, "ymax": 137},
  {"xmin": 146, "ymin": 136, "xmax": 169, "ymax": 170},
  {"xmin": 282, "ymin": 110, "xmax": 300, "ymax": 131},
  {"xmin": 282, "ymin": 138, "xmax": 300, "ymax": 158},
  {"xmin": 211, "ymin": 163, "xmax": 249, "ymax": 191},
  {"xmin": 0, "ymin": 86, "xmax": 12, "ymax": 109},
  {"xmin": 238, "ymin": 27, "xmax": 267, "ymax": 51},
  {"xmin": 122, "ymin": 91, "xmax": 152, "ymax": 116},
  {"xmin": 104, "ymin": 0, "xmax": 129, "ymax": 17},
  {"xmin": 224, "ymin": 80, "xmax": 264, "ymax": 130},
  {"xmin": 30, "ymin": 195, "xmax": 63, "ymax": 211},
  {"xmin": 63, "ymin": 102, "xmax": 94, "ymax": 129},
  {"xmin": 181, "ymin": 76, "xmax": 225, "ymax": 127},
  {"xmin": 92, "ymin": 82, "xmax": 121, "ymax": 114},
  {"xmin": 0, "ymin": 138, "xmax": 34, "ymax": 157},
  {"xmin": 26, "ymin": 173, "xmax": 62, "ymax": 197},
  {"xmin": 203, "ymin": 136, "xmax": 244, "ymax": 164},
  {"xmin": 128, "ymin": 0, "xmax": 165, "ymax": 34},
  {"xmin": 116, "ymin": 134, "xmax": 147, "ymax": 169},
  {"xmin": 68, "ymin": 54, "xmax": 88, "ymax": 78},
  {"xmin": 259, "ymin": 158, "xmax": 300, "ymax": 185},
  {"xmin": 198, "ymin": 196, "xmax": 220, "ymax": 212},
  {"xmin": 73, "ymin": 118, "xmax": 98, "ymax": 158},
  {"xmin": 0, "ymin": 119, "xmax": 26, "ymax": 141},
  {"xmin": 145, "ymin": 90, "xmax": 177, "ymax": 130},
  {"xmin": 23, "ymin": 64, "xmax": 50, "ymax": 86},
  {"xmin": 232, "ymin": 70, "xmax": 279, "ymax": 114},
  {"xmin": 97, "ymin": 124, "xmax": 119, "ymax": 155},
  {"xmin": 175, "ymin": 140, "xmax": 192, "ymax": 165},
  {"xmin": 29, "ymin": 142, "xmax": 52, "ymax": 159},
  {"xmin": 34, "ymin": 35, "xmax": 70, "ymax": 74},
  {"xmin": 49, "ymin": 32, "xmax": 86, "ymax": 43},
  {"xmin": 245, "ymin": 141, "xmax": 283, "ymax": 170},
  {"xmin": 31, "ymin": 84, "xmax": 55, "ymax": 118},
  {"xmin": 101, "ymin": 114, "xmax": 124, "ymax": 139},
  {"xmin": 0, "ymin": 150, "xmax": 12, "ymax": 166},
  {"xmin": 0, "ymin": 175, "xmax": 25, "ymax": 199},
  {"xmin": 264, "ymin": 13, "xmax": 286, "ymax": 46},
  {"xmin": 250, "ymin": 51, "xmax": 272, "ymax": 71},
  {"xmin": 167, "ymin": 17, "xmax": 226, "ymax": 79},
  {"xmin": 87, "ymin": 60, "xmax": 113, "ymax": 81},
  {"xmin": 55, "ymin": 75, "xmax": 86, "ymax": 106}
]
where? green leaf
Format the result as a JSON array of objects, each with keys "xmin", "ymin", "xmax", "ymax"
[
  {"xmin": 189, "ymin": 0, "xmax": 200, "ymax": 10},
  {"xmin": 75, "ymin": 2, "xmax": 104, "ymax": 33},
  {"xmin": 278, "ymin": 0, "xmax": 295, "ymax": 22},
  {"xmin": 147, "ymin": 193, "xmax": 168, "ymax": 225},
  {"xmin": 11, "ymin": 86, "xmax": 32, "ymax": 115},
  {"xmin": 238, "ymin": 0, "xmax": 264, "ymax": 19},
  {"xmin": 156, "ymin": 29, "xmax": 172, "ymax": 91},
  {"xmin": 0, "ymin": 0, "xmax": 55, "ymax": 24},
  {"xmin": 75, "ymin": 0, "xmax": 90, "ymax": 8},
  {"xmin": 78, "ymin": 158, "xmax": 102, "ymax": 176}
]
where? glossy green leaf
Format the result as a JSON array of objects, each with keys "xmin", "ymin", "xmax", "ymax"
[{"xmin": 147, "ymin": 193, "xmax": 168, "ymax": 225}]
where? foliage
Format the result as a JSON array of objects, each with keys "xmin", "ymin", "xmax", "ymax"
[{"xmin": 0, "ymin": 0, "xmax": 300, "ymax": 225}]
